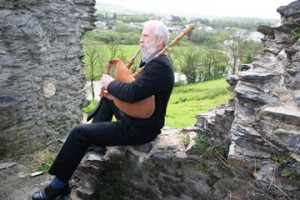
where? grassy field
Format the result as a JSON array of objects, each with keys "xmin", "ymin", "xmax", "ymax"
[
  {"xmin": 83, "ymin": 78, "xmax": 233, "ymax": 130},
  {"xmin": 165, "ymin": 78, "xmax": 233, "ymax": 129}
]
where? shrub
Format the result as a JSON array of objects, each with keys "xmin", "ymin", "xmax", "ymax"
[
  {"xmin": 291, "ymin": 27, "xmax": 300, "ymax": 40},
  {"xmin": 82, "ymin": 99, "xmax": 99, "ymax": 114}
]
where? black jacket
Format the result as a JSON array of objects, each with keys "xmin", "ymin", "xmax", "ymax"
[{"xmin": 108, "ymin": 54, "xmax": 174, "ymax": 135}]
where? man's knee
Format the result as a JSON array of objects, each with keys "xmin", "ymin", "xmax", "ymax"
[{"xmin": 69, "ymin": 125, "xmax": 89, "ymax": 145}]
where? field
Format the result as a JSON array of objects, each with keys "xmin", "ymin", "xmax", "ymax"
[{"xmin": 165, "ymin": 78, "xmax": 233, "ymax": 129}]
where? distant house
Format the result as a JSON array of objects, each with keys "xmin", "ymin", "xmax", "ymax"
[
  {"xmin": 168, "ymin": 25, "xmax": 182, "ymax": 34},
  {"xmin": 95, "ymin": 21, "xmax": 108, "ymax": 29},
  {"xmin": 198, "ymin": 25, "xmax": 216, "ymax": 33},
  {"xmin": 128, "ymin": 22, "xmax": 143, "ymax": 28}
]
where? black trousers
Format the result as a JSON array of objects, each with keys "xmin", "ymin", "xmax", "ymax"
[{"xmin": 48, "ymin": 98, "xmax": 157, "ymax": 182}]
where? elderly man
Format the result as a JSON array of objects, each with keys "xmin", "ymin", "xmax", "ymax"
[{"xmin": 32, "ymin": 20, "xmax": 174, "ymax": 200}]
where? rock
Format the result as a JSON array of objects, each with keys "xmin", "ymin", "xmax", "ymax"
[
  {"xmin": 257, "ymin": 25, "xmax": 275, "ymax": 38},
  {"xmin": 30, "ymin": 171, "xmax": 44, "ymax": 177},
  {"xmin": 0, "ymin": 162, "xmax": 17, "ymax": 169},
  {"xmin": 260, "ymin": 106, "xmax": 300, "ymax": 126}
]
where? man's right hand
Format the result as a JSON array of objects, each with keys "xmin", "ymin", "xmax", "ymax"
[{"xmin": 103, "ymin": 89, "xmax": 114, "ymax": 100}]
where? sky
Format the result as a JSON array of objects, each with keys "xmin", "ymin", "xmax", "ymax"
[{"xmin": 95, "ymin": 0, "xmax": 294, "ymax": 19}]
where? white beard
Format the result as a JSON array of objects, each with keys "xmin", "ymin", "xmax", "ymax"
[{"xmin": 142, "ymin": 42, "xmax": 157, "ymax": 59}]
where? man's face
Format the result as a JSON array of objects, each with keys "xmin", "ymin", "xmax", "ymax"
[{"xmin": 140, "ymin": 25, "xmax": 158, "ymax": 58}]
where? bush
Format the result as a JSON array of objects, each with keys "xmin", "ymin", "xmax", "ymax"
[
  {"xmin": 82, "ymin": 99, "xmax": 99, "ymax": 114},
  {"xmin": 291, "ymin": 27, "xmax": 300, "ymax": 40}
]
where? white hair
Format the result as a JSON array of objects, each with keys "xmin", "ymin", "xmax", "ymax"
[{"xmin": 143, "ymin": 20, "xmax": 169, "ymax": 46}]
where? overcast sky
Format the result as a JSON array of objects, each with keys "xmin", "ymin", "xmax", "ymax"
[{"xmin": 96, "ymin": 0, "xmax": 294, "ymax": 19}]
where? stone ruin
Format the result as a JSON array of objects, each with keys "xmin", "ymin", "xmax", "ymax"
[
  {"xmin": 0, "ymin": 0, "xmax": 95, "ymax": 159},
  {"xmin": 0, "ymin": 0, "xmax": 300, "ymax": 199}
]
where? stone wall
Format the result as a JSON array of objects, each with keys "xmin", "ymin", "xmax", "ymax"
[
  {"xmin": 0, "ymin": 0, "xmax": 95, "ymax": 158},
  {"xmin": 225, "ymin": 1, "xmax": 300, "ymax": 198},
  {"xmin": 227, "ymin": 0, "xmax": 300, "ymax": 164}
]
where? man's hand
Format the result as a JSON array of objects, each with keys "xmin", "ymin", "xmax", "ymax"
[
  {"xmin": 101, "ymin": 74, "xmax": 115, "ymax": 100},
  {"xmin": 103, "ymin": 89, "xmax": 114, "ymax": 100},
  {"xmin": 101, "ymin": 74, "xmax": 114, "ymax": 89}
]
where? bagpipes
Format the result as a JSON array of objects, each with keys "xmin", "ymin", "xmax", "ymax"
[{"xmin": 99, "ymin": 24, "xmax": 194, "ymax": 119}]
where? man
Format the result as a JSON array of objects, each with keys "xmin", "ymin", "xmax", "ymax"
[{"xmin": 32, "ymin": 20, "xmax": 174, "ymax": 200}]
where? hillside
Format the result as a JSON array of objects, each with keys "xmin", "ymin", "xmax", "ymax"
[{"xmin": 166, "ymin": 78, "xmax": 232, "ymax": 128}]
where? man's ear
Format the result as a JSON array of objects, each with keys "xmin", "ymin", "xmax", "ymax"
[{"xmin": 157, "ymin": 37, "xmax": 164, "ymax": 47}]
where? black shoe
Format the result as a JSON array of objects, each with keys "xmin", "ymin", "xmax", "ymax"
[{"xmin": 32, "ymin": 184, "xmax": 70, "ymax": 200}]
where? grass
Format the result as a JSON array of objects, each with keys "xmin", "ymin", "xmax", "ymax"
[
  {"xmin": 165, "ymin": 78, "xmax": 233, "ymax": 129},
  {"xmin": 25, "ymin": 150, "xmax": 57, "ymax": 172}
]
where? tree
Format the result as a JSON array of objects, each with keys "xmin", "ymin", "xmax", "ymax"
[
  {"xmin": 82, "ymin": 42, "xmax": 103, "ymax": 99},
  {"xmin": 241, "ymin": 40, "xmax": 263, "ymax": 64},
  {"xmin": 95, "ymin": 13, "xmax": 105, "ymax": 21},
  {"xmin": 223, "ymin": 29, "xmax": 248, "ymax": 75},
  {"xmin": 170, "ymin": 15, "xmax": 181, "ymax": 23},
  {"xmin": 209, "ymin": 50, "xmax": 229, "ymax": 79},
  {"xmin": 113, "ymin": 13, "xmax": 117, "ymax": 19},
  {"xmin": 107, "ymin": 41, "xmax": 120, "ymax": 59},
  {"xmin": 115, "ymin": 22, "xmax": 135, "ymax": 33},
  {"xmin": 179, "ymin": 45, "xmax": 202, "ymax": 84}
]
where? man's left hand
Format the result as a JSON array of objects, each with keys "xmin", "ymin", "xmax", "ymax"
[
  {"xmin": 101, "ymin": 74, "xmax": 115, "ymax": 100},
  {"xmin": 103, "ymin": 89, "xmax": 114, "ymax": 100},
  {"xmin": 101, "ymin": 74, "xmax": 114, "ymax": 89}
]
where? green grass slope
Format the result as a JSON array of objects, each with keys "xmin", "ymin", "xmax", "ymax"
[{"xmin": 165, "ymin": 78, "xmax": 233, "ymax": 129}]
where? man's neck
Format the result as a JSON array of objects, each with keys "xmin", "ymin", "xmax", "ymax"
[{"xmin": 142, "ymin": 49, "xmax": 162, "ymax": 63}]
